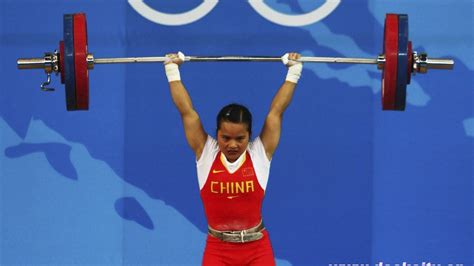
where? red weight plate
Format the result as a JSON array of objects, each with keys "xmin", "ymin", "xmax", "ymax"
[
  {"xmin": 59, "ymin": 41, "xmax": 65, "ymax": 84},
  {"xmin": 73, "ymin": 13, "xmax": 89, "ymax": 110},
  {"xmin": 382, "ymin": 14, "xmax": 399, "ymax": 110},
  {"xmin": 407, "ymin": 41, "xmax": 413, "ymax": 84}
]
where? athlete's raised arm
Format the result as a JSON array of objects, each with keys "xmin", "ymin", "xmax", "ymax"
[
  {"xmin": 164, "ymin": 52, "xmax": 207, "ymax": 159},
  {"xmin": 260, "ymin": 52, "xmax": 303, "ymax": 160}
]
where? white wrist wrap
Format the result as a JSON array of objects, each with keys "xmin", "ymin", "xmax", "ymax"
[
  {"xmin": 286, "ymin": 63, "xmax": 303, "ymax": 83},
  {"xmin": 165, "ymin": 63, "xmax": 181, "ymax": 82}
]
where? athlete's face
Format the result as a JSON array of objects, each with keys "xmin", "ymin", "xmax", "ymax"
[{"xmin": 217, "ymin": 121, "xmax": 250, "ymax": 163}]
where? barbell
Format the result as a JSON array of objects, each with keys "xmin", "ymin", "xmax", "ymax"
[{"xmin": 17, "ymin": 13, "xmax": 454, "ymax": 111}]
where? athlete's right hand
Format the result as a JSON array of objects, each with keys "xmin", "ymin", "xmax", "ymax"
[{"xmin": 164, "ymin": 51, "xmax": 185, "ymax": 66}]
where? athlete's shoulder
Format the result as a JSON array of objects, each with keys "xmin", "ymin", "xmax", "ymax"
[
  {"xmin": 248, "ymin": 137, "xmax": 270, "ymax": 162},
  {"xmin": 248, "ymin": 136, "xmax": 263, "ymax": 152},
  {"xmin": 197, "ymin": 135, "xmax": 219, "ymax": 163}
]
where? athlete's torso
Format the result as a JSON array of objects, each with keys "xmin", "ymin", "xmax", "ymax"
[
  {"xmin": 197, "ymin": 136, "xmax": 271, "ymax": 231},
  {"xmin": 200, "ymin": 151, "xmax": 264, "ymax": 230}
]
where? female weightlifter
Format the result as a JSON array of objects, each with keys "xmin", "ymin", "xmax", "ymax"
[{"xmin": 164, "ymin": 51, "xmax": 302, "ymax": 265}]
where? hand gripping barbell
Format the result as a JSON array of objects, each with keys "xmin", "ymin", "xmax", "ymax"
[{"xmin": 17, "ymin": 13, "xmax": 454, "ymax": 111}]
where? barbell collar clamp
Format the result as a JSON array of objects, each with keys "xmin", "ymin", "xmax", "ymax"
[
  {"xmin": 17, "ymin": 52, "xmax": 59, "ymax": 73},
  {"xmin": 87, "ymin": 54, "xmax": 95, "ymax": 70},
  {"xmin": 377, "ymin": 54, "xmax": 386, "ymax": 70}
]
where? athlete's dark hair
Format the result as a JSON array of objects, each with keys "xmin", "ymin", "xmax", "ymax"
[{"xmin": 216, "ymin": 103, "xmax": 252, "ymax": 137}]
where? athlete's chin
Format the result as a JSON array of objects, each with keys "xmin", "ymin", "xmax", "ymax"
[{"xmin": 225, "ymin": 151, "xmax": 241, "ymax": 162}]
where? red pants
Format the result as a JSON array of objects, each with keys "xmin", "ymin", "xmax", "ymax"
[{"xmin": 202, "ymin": 230, "xmax": 275, "ymax": 266}]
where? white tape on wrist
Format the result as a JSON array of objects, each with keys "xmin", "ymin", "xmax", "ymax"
[
  {"xmin": 177, "ymin": 51, "xmax": 185, "ymax": 61},
  {"xmin": 281, "ymin": 53, "xmax": 290, "ymax": 65},
  {"xmin": 164, "ymin": 51, "xmax": 185, "ymax": 82},
  {"xmin": 165, "ymin": 63, "xmax": 181, "ymax": 82},
  {"xmin": 286, "ymin": 63, "xmax": 303, "ymax": 83}
]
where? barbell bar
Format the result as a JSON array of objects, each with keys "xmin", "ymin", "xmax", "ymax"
[
  {"xmin": 17, "ymin": 55, "xmax": 453, "ymax": 69},
  {"xmin": 16, "ymin": 13, "xmax": 454, "ymax": 111}
]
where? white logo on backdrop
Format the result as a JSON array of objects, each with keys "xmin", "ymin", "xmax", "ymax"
[
  {"xmin": 127, "ymin": 0, "xmax": 218, "ymax": 26},
  {"xmin": 128, "ymin": 0, "xmax": 340, "ymax": 27},
  {"xmin": 248, "ymin": 0, "xmax": 340, "ymax": 27}
]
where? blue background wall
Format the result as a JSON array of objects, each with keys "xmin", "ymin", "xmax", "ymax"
[{"xmin": 1, "ymin": 0, "xmax": 472, "ymax": 265}]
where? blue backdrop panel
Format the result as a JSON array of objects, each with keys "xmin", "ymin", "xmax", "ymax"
[{"xmin": 0, "ymin": 0, "xmax": 472, "ymax": 265}]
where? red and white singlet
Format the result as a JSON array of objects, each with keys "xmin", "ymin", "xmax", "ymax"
[
  {"xmin": 196, "ymin": 136, "xmax": 275, "ymax": 265},
  {"xmin": 197, "ymin": 136, "xmax": 271, "ymax": 230}
]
